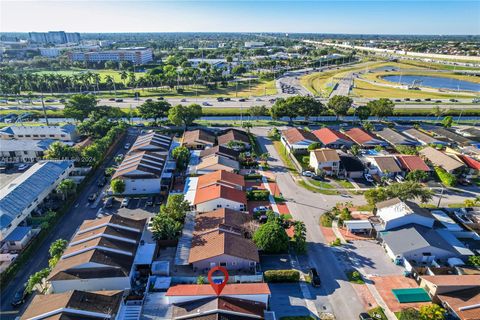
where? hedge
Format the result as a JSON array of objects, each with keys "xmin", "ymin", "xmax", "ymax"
[
  {"xmin": 264, "ymin": 269, "xmax": 300, "ymax": 283},
  {"xmin": 434, "ymin": 166, "xmax": 457, "ymax": 187},
  {"xmin": 244, "ymin": 174, "xmax": 263, "ymax": 180},
  {"xmin": 247, "ymin": 190, "xmax": 270, "ymax": 201}
]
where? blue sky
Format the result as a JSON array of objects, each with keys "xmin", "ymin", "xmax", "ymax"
[{"xmin": 1, "ymin": 1, "xmax": 479, "ymax": 34}]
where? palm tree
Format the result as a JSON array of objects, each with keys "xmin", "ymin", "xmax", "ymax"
[
  {"xmin": 120, "ymin": 70, "xmax": 128, "ymax": 88},
  {"xmin": 56, "ymin": 179, "xmax": 76, "ymax": 200},
  {"xmin": 105, "ymin": 75, "xmax": 116, "ymax": 95}
]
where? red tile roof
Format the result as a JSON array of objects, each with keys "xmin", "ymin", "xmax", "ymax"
[
  {"xmin": 197, "ymin": 170, "xmax": 245, "ymax": 189},
  {"xmin": 281, "ymin": 128, "xmax": 319, "ymax": 144},
  {"xmin": 166, "ymin": 283, "xmax": 270, "ymax": 296},
  {"xmin": 194, "ymin": 185, "xmax": 247, "ymax": 205},
  {"xmin": 344, "ymin": 128, "xmax": 375, "ymax": 145},
  {"xmin": 458, "ymin": 155, "xmax": 480, "ymax": 170},
  {"xmin": 396, "ymin": 155, "xmax": 431, "ymax": 172},
  {"xmin": 312, "ymin": 128, "xmax": 353, "ymax": 145}
]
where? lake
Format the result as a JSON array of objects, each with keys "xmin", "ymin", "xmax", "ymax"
[{"xmin": 382, "ymin": 75, "xmax": 480, "ymax": 92}]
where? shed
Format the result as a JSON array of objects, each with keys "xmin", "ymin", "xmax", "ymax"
[{"xmin": 343, "ymin": 220, "xmax": 373, "ymax": 234}]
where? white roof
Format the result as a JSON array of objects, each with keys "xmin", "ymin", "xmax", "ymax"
[
  {"xmin": 183, "ymin": 177, "xmax": 198, "ymax": 205},
  {"xmin": 431, "ymin": 210, "xmax": 464, "ymax": 232},
  {"xmin": 133, "ymin": 243, "xmax": 156, "ymax": 265},
  {"xmin": 344, "ymin": 220, "xmax": 372, "ymax": 230}
]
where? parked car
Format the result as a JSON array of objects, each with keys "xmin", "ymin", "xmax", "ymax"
[
  {"xmin": 302, "ymin": 171, "xmax": 315, "ymax": 177},
  {"xmin": 202, "ymin": 102, "xmax": 212, "ymax": 106},
  {"xmin": 395, "ymin": 175, "xmax": 404, "ymax": 183},
  {"xmin": 145, "ymin": 98, "xmax": 153, "ymax": 102},
  {"xmin": 312, "ymin": 175, "xmax": 325, "ymax": 181},
  {"xmin": 364, "ymin": 173, "xmax": 374, "ymax": 183},
  {"xmin": 104, "ymin": 197, "xmax": 114, "ymax": 208},
  {"xmin": 180, "ymin": 98, "xmax": 187, "ymax": 102},
  {"xmin": 17, "ymin": 164, "xmax": 29, "ymax": 171},
  {"xmin": 217, "ymin": 97, "xmax": 224, "ymax": 102},
  {"xmin": 458, "ymin": 177, "xmax": 472, "ymax": 186},
  {"xmin": 88, "ymin": 192, "xmax": 98, "ymax": 202},
  {"xmin": 124, "ymin": 143, "xmax": 131, "ymax": 150},
  {"xmin": 108, "ymin": 98, "xmax": 116, "ymax": 101},
  {"xmin": 121, "ymin": 197, "xmax": 130, "ymax": 208},
  {"xmin": 11, "ymin": 288, "xmax": 28, "ymax": 307},
  {"xmin": 253, "ymin": 206, "xmax": 269, "ymax": 213},
  {"xmin": 224, "ymin": 97, "xmax": 231, "ymax": 101},
  {"xmin": 115, "ymin": 98, "xmax": 123, "ymax": 102},
  {"xmin": 157, "ymin": 97, "xmax": 164, "ymax": 100},
  {"xmin": 358, "ymin": 313, "xmax": 373, "ymax": 320},
  {"xmin": 146, "ymin": 196, "xmax": 155, "ymax": 206},
  {"xmin": 308, "ymin": 268, "xmax": 321, "ymax": 287}
]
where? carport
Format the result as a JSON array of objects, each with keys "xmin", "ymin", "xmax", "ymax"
[{"xmin": 343, "ymin": 220, "xmax": 373, "ymax": 235}]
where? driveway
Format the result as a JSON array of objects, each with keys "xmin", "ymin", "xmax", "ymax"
[
  {"xmin": 343, "ymin": 240, "xmax": 404, "ymax": 277},
  {"xmin": 268, "ymin": 283, "xmax": 313, "ymax": 318}
]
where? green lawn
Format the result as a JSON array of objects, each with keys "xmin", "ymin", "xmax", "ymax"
[
  {"xmin": 35, "ymin": 69, "xmax": 146, "ymax": 83},
  {"xmin": 368, "ymin": 307, "xmax": 388, "ymax": 320},
  {"xmin": 334, "ymin": 178, "xmax": 354, "ymax": 189},
  {"xmin": 309, "ymin": 180, "xmax": 335, "ymax": 189},
  {"xmin": 298, "ymin": 180, "xmax": 339, "ymax": 195},
  {"xmin": 273, "ymin": 141, "xmax": 297, "ymax": 173}
]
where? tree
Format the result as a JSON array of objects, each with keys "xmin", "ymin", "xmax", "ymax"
[
  {"xmin": 49, "ymin": 239, "xmax": 68, "ymax": 258},
  {"xmin": 26, "ymin": 268, "xmax": 50, "ymax": 294},
  {"xmin": 350, "ymin": 144, "xmax": 360, "ymax": 156},
  {"xmin": 418, "ymin": 304, "xmax": 445, "ymax": 320},
  {"xmin": 406, "ymin": 170, "xmax": 429, "ymax": 182},
  {"xmin": 110, "ymin": 179, "xmax": 125, "ymax": 194},
  {"xmin": 367, "ymin": 98, "xmax": 394, "ymax": 120},
  {"xmin": 168, "ymin": 104, "xmax": 202, "ymax": 128},
  {"xmin": 270, "ymin": 96, "xmax": 323, "ymax": 122},
  {"xmin": 441, "ymin": 116, "xmax": 453, "ymax": 128},
  {"xmin": 292, "ymin": 221, "xmax": 307, "ymax": 253},
  {"xmin": 467, "ymin": 255, "xmax": 480, "ymax": 267},
  {"xmin": 253, "ymin": 219, "xmax": 289, "ymax": 253},
  {"xmin": 64, "ymin": 94, "xmax": 97, "ymax": 122},
  {"xmin": 56, "ymin": 178, "xmax": 76, "ymax": 200},
  {"xmin": 138, "ymin": 100, "xmax": 171, "ymax": 122},
  {"xmin": 365, "ymin": 181, "xmax": 434, "ymax": 207},
  {"xmin": 150, "ymin": 212, "xmax": 183, "ymax": 240},
  {"xmin": 259, "ymin": 152, "xmax": 270, "ymax": 165},
  {"xmin": 308, "ymin": 142, "xmax": 322, "ymax": 151},
  {"xmin": 397, "ymin": 308, "xmax": 421, "ymax": 320},
  {"xmin": 44, "ymin": 142, "xmax": 80, "ymax": 160},
  {"xmin": 248, "ymin": 105, "xmax": 268, "ymax": 119},
  {"xmin": 328, "ymin": 95, "xmax": 352, "ymax": 120},
  {"xmin": 172, "ymin": 146, "xmax": 190, "ymax": 170},
  {"xmin": 160, "ymin": 194, "xmax": 190, "ymax": 221},
  {"xmin": 196, "ymin": 275, "xmax": 206, "ymax": 284},
  {"xmin": 356, "ymin": 105, "xmax": 371, "ymax": 121},
  {"xmin": 242, "ymin": 121, "xmax": 252, "ymax": 133}
]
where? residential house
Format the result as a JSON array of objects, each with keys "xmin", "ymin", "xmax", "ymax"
[
  {"xmin": 197, "ymin": 170, "xmax": 245, "ymax": 190},
  {"xmin": 199, "ymin": 145, "xmax": 240, "ymax": 162},
  {"xmin": 189, "ymin": 208, "xmax": 258, "ymax": 271},
  {"xmin": 1, "ymin": 226, "xmax": 35, "ymax": 251},
  {"xmin": 0, "ymin": 124, "xmax": 78, "ymax": 142},
  {"xmin": 457, "ymin": 155, "xmax": 480, "ymax": 177},
  {"xmin": 0, "ymin": 139, "xmax": 55, "ymax": 163},
  {"xmin": 427, "ymin": 127, "xmax": 473, "ymax": 147},
  {"xmin": 339, "ymin": 154, "xmax": 366, "ymax": 178},
  {"xmin": 309, "ymin": 148, "xmax": 341, "ymax": 176},
  {"xmin": 420, "ymin": 274, "xmax": 480, "ymax": 296},
  {"xmin": 419, "ymin": 147, "xmax": 465, "ymax": 173},
  {"xmin": 0, "ymin": 160, "xmax": 74, "ymax": 241},
  {"xmin": 172, "ymin": 297, "xmax": 267, "ymax": 320},
  {"xmin": 217, "ymin": 129, "xmax": 251, "ymax": 151},
  {"xmin": 375, "ymin": 198, "xmax": 435, "ymax": 231},
  {"xmin": 396, "ymin": 155, "xmax": 431, "ymax": 173},
  {"xmin": 457, "ymin": 127, "xmax": 480, "ymax": 139},
  {"xmin": 194, "ymin": 185, "xmax": 247, "ymax": 212},
  {"xmin": 381, "ymin": 224, "xmax": 467, "ymax": 264},
  {"xmin": 47, "ymin": 215, "xmax": 146, "ymax": 293},
  {"xmin": 344, "ymin": 128, "xmax": 388, "ymax": 148},
  {"xmin": 404, "ymin": 128, "xmax": 448, "ymax": 146},
  {"xmin": 20, "ymin": 290, "xmax": 123, "ymax": 320},
  {"xmin": 311, "ymin": 128, "xmax": 354, "ymax": 149},
  {"xmin": 366, "ymin": 156, "xmax": 403, "ymax": 178},
  {"xmin": 195, "ymin": 154, "xmax": 240, "ymax": 174},
  {"xmin": 281, "ymin": 128, "xmax": 319, "ymax": 154},
  {"xmin": 112, "ymin": 151, "xmax": 168, "ymax": 195},
  {"xmin": 165, "ymin": 283, "xmax": 271, "ymax": 305},
  {"xmin": 374, "ymin": 127, "xmax": 420, "ymax": 146},
  {"xmin": 182, "ymin": 129, "xmax": 216, "ymax": 150},
  {"xmin": 437, "ymin": 287, "xmax": 480, "ymax": 320},
  {"xmin": 129, "ymin": 132, "xmax": 173, "ymax": 154}
]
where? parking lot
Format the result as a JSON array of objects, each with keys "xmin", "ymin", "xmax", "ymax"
[
  {"xmin": 269, "ymin": 283, "xmax": 312, "ymax": 318},
  {"xmin": 344, "ymin": 240, "xmax": 404, "ymax": 277},
  {"xmin": 99, "ymin": 196, "xmax": 161, "ymax": 220}
]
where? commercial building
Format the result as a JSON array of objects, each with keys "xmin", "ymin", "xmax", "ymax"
[
  {"xmin": 0, "ymin": 160, "xmax": 74, "ymax": 241},
  {"xmin": 39, "ymin": 47, "xmax": 61, "ymax": 57},
  {"xmin": 68, "ymin": 47, "xmax": 153, "ymax": 65},
  {"xmin": 29, "ymin": 31, "xmax": 80, "ymax": 44},
  {"xmin": 0, "ymin": 124, "xmax": 78, "ymax": 142},
  {"xmin": 245, "ymin": 41, "xmax": 265, "ymax": 48},
  {"xmin": 0, "ymin": 139, "xmax": 54, "ymax": 163}
]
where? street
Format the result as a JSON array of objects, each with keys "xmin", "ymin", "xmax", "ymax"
[{"xmin": 0, "ymin": 128, "xmax": 139, "ymax": 319}]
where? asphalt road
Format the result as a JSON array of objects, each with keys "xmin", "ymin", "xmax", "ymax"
[{"xmin": 0, "ymin": 128, "xmax": 139, "ymax": 319}]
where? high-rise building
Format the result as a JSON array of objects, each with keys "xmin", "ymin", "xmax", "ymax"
[{"xmin": 29, "ymin": 31, "xmax": 80, "ymax": 44}]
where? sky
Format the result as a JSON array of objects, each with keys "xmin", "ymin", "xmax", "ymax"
[{"xmin": 1, "ymin": 0, "xmax": 479, "ymax": 35}]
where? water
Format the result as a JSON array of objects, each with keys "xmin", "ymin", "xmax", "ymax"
[{"xmin": 382, "ymin": 75, "xmax": 480, "ymax": 92}]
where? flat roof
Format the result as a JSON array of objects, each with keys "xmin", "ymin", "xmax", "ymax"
[
  {"xmin": 431, "ymin": 210, "xmax": 463, "ymax": 232},
  {"xmin": 3, "ymin": 226, "xmax": 31, "ymax": 242},
  {"xmin": 344, "ymin": 220, "xmax": 373, "ymax": 230}
]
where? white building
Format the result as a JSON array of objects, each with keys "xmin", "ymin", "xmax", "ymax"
[
  {"xmin": 193, "ymin": 185, "xmax": 247, "ymax": 212},
  {"xmin": 0, "ymin": 124, "xmax": 78, "ymax": 142},
  {"xmin": 309, "ymin": 148, "xmax": 341, "ymax": 176},
  {"xmin": 0, "ymin": 160, "xmax": 74, "ymax": 241},
  {"xmin": 245, "ymin": 41, "xmax": 265, "ymax": 48},
  {"xmin": 375, "ymin": 198, "xmax": 435, "ymax": 231},
  {"xmin": 39, "ymin": 47, "xmax": 61, "ymax": 57},
  {"xmin": 68, "ymin": 47, "xmax": 153, "ymax": 65},
  {"xmin": 0, "ymin": 139, "xmax": 54, "ymax": 163},
  {"xmin": 281, "ymin": 128, "xmax": 319, "ymax": 154}
]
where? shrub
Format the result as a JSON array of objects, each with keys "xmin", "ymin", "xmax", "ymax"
[
  {"xmin": 247, "ymin": 190, "xmax": 270, "ymax": 201},
  {"xmin": 434, "ymin": 166, "xmax": 456, "ymax": 187},
  {"xmin": 244, "ymin": 173, "xmax": 263, "ymax": 180},
  {"xmin": 330, "ymin": 238, "xmax": 342, "ymax": 246},
  {"xmin": 320, "ymin": 211, "xmax": 335, "ymax": 227},
  {"xmin": 264, "ymin": 269, "xmax": 300, "ymax": 283}
]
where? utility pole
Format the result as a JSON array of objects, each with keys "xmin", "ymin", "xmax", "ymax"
[{"xmin": 436, "ymin": 186, "xmax": 445, "ymax": 208}]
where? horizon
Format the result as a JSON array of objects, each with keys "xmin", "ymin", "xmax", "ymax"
[{"xmin": 1, "ymin": 1, "xmax": 479, "ymax": 35}]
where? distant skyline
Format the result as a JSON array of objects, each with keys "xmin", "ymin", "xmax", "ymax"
[{"xmin": 1, "ymin": 1, "xmax": 479, "ymax": 35}]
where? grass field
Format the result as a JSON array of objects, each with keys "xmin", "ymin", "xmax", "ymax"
[{"xmin": 35, "ymin": 69, "xmax": 146, "ymax": 82}]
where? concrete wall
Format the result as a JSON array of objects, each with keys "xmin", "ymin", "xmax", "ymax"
[
  {"xmin": 51, "ymin": 276, "xmax": 130, "ymax": 293},
  {"xmin": 196, "ymin": 199, "xmax": 246, "ymax": 212},
  {"xmin": 192, "ymin": 254, "xmax": 256, "ymax": 272},
  {"xmin": 124, "ymin": 178, "xmax": 161, "ymax": 195}
]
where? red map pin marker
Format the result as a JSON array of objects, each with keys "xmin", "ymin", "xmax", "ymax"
[{"xmin": 207, "ymin": 266, "xmax": 229, "ymax": 296}]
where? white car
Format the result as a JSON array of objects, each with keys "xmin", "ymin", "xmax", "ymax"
[
  {"xmin": 364, "ymin": 173, "xmax": 374, "ymax": 183},
  {"xmin": 302, "ymin": 171, "xmax": 315, "ymax": 177},
  {"xmin": 395, "ymin": 175, "xmax": 405, "ymax": 183},
  {"xmin": 18, "ymin": 164, "xmax": 29, "ymax": 171},
  {"xmin": 124, "ymin": 143, "xmax": 131, "ymax": 150},
  {"xmin": 253, "ymin": 206, "xmax": 269, "ymax": 213},
  {"xmin": 120, "ymin": 197, "xmax": 130, "ymax": 208}
]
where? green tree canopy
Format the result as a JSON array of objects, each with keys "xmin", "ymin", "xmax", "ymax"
[
  {"xmin": 366, "ymin": 98, "xmax": 394, "ymax": 119},
  {"xmin": 64, "ymin": 94, "xmax": 97, "ymax": 122},
  {"xmin": 248, "ymin": 105, "xmax": 268, "ymax": 118},
  {"xmin": 160, "ymin": 194, "xmax": 190, "ymax": 221},
  {"xmin": 328, "ymin": 95, "xmax": 352, "ymax": 120},
  {"xmin": 292, "ymin": 221, "xmax": 307, "ymax": 253},
  {"xmin": 365, "ymin": 181, "xmax": 434, "ymax": 207},
  {"xmin": 150, "ymin": 212, "xmax": 183, "ymax": 241},
  {"xmin": 168, "ymin": 104, "xmax": 202, "ymax": 128},
  {"xmin": 49, "ymin": 239, "xmax": 68, "ymax": 258},
  {"xmin": 56, "ymin": 178, "xmax": 76, "ymax": 199},
  {"xmin": 406, "ymin": 170, "xmax": 429, "ymax": 182},
  {"xmin": 441, "ymin": 116, "xmax": 453, "ymax": 128},
  {"xmin": 110, "ymin": 179, "xmax": 126, "ymax": 194},
  {"xmin": 419, "ymin": 304, "xmax": 445, "ymax": 320},
  {"xmin": 253, "ymin": 219, "xmax": 289, "ymax": 253},
  {"xmin": 270, "ymin": 96, "xmax": 324, "ymax": 122},
  {"xmin": 355, "ymin": 105, "xmax": 371, "ymax": 121},
  {"xmin": 44, "ymin": 141, "xmax": 80, "ymax": 160},
  {"xmin": 138, "ymin": 100, "xmax": 171, "ymax": 122},
  {"xmin": 467, "ymin": 255, "xmax": 480, "ymax": 267},
  {"xmin": 172, "ymin": 146, "xmax": 190, "ymax": 170}
]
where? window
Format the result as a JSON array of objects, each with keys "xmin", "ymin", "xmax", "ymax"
[
  {"xmin": 220, "ymin": 262, "xmax": 227, "ymax": 267},
  {"xmin": 33, "ymin": 135, "xmax": 39, "ymax": 137},
  {"xmin": 217, "ymin": 204, "xmax": 222, "ymax": 208},
  {"xmin": 25, "ymin": 135, "xmax": 31, "ymax": 137},
  {"xmin": 18, "ymin": 135, "xmax": 24, "ymax": 138},
  {"xmin": 49, "ymin": 135, "xmax": 54, "ymax": 137},
  {"xmin": 23, "ymin": 151, "xmax": 28, "ymax": 155},
  {"xmin": 40, "ymin": 135, "xmax": 46, "ymax": 138}
]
